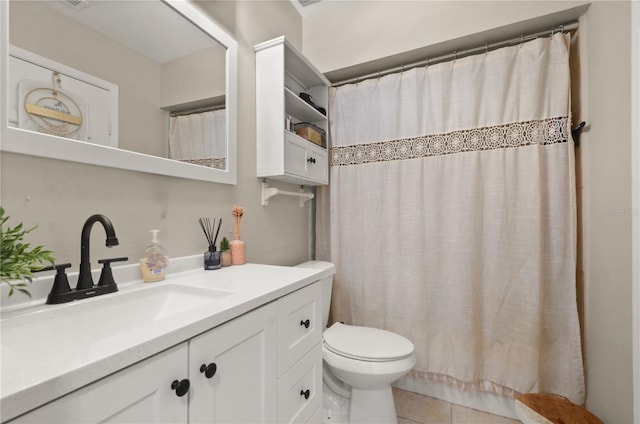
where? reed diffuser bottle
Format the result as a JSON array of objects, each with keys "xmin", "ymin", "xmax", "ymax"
[
  {"xmin": 230, "ymin": 206, "xmax": 246, "ymax": 265},
  {"xmin": 199, "ymin": 217, "xmax": 222, "ymax": 270}
]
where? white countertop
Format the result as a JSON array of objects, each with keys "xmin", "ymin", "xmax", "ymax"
[{"xmin": 0, "ymin": 258, "xmax": 330, "ymax": 422}]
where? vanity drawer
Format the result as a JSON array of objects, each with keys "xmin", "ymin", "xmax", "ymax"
[
  {"xmin": 277, "ymin": 343, "xmax": 322, "ymax": 424},
  {"xmin": 277, "ymin": 282, "xmax": 322, "ymax": 375}
]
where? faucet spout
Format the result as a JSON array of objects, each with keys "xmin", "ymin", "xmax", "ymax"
[{"xmin": 77, "ymin": 214, "xmax": 119, "ymax": 290}]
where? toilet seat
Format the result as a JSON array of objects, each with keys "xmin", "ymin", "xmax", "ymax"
[{"xmin": 323, "ymin": 322, "xmax": 414, "ymax": 362}]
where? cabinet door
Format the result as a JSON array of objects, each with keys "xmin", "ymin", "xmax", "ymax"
[
  {"xmin": 283, "ymin": 132, "xmax": 328, "ymax": 184},
  {"xmin": 284, "ymin": 132, "xmax": 309, "ymax": 178},
  {"xmin": 305, "ymin": 144, "xmax": 328, "ymax": 184},
  {"xmin": 189, "ymin": 302, "xmax": 278, "ymax": 424},
  {"xmin": 12, "ymin": 344, "xmax": 188, "ymax": 424}
]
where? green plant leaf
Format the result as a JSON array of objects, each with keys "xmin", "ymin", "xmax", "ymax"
[{"xmin": 1, "ymin": 207, "xmax": 54, "ymax": 298}]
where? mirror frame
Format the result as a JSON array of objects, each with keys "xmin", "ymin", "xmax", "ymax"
[{"xmin": 0, "ymin": 0, "xmax": 238, "ymax": 185}]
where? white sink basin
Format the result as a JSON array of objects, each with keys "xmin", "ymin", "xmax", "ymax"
[{"xmin": 1, "ymin": 284, "xmax": 234, "ymax": 362}]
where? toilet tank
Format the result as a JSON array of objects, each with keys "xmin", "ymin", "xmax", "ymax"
[{"xmin": 295, "ymin": 261, "xmax": 335, "ymax": 328}]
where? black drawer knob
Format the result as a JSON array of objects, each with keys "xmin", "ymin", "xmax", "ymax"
[
  {"xmin": 300, "ymin": 319, "xmax": 310, "ymax": 329},
  {"xmin": 171, "ymin": 379, "xmax": 190, "ymax": 397},
  {"xmin": 200, "ymin": 362, "xmax": 217, "ymax": 379},
  {"xmin": 300, "ymin": 389, "xmax": 311, "ymax": 400},
  {"xmin": 306, "ymin": 157, "xmax": 316, "ymax": 164}
]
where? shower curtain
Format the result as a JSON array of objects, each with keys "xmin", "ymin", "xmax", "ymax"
[
  {"xmin": 169, "ymin": 109, "xmax": 226, "ymax": 169},
  {"xmin": 316, "ymin": 33, "xmax": 584, "ymax": 403}
]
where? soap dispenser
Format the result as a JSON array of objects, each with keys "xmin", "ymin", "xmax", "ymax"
[{"xmin": 140, "ymin": 230, "xmax": 168, "ymax": 282}]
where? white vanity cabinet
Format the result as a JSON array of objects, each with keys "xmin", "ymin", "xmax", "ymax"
[
  {"xmin": 255, "ymin": 36, "xmax": 330, "ymax": 186},
  {"xmin": 11, "ymin": 344, "xmax": 190, "ymax": 423},
  {"xmin": 10, "ymin": 305, "xmax": 277, "ymax": 424},
  {"xmin": 188, "ymin": 301, "xmax": 278, "ymax": 423},
  {"xmin": 9, "ymin": 280, "xmax": 323, "ymax": 424}
]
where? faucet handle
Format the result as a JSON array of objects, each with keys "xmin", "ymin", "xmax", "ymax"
[
  {"xmin": 97, "ymin": 257, "xmax": 128, "ymax": 287},
  {"xmin": 45, "ymin": 263, "xmax": 74, "ymax": 305}
]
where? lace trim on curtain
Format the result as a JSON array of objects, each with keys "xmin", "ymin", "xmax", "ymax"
[
  {"xmin": 180, "ymin": 158, "xmax": 226, "ymax": 170},
  {"xmin": 408, "ymin": 370, "xmax": 521, "ymax": 399},
  {"xmin": 330, "ymin": 116, "xmax": 569, "ymax": 167}
]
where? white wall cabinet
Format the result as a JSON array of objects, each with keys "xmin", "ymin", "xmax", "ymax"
[
  {"xmin": 256, "ymin": 36, "xmax": 330, "ymax": 186},
  {"xmin": 10, "ymin": 282, "xmax": 323, "ymax": 424}
]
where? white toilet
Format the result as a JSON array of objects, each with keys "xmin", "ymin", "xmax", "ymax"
[{"xmin": 296, "ymin": 261, "xmax": 416, "ymax": 424}]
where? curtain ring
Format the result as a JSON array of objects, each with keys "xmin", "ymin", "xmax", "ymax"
[
  {"xmin": 485, "ymin": 43, "xmax": 489, "ymax": 55},
  {"xmin": 453, "ymin": 51, "xmax": 457, "ymax": 61},
  {"xmin": 520, "ymin": 35, "xmax": 524, "ymax": 47},
  {"xmin": 560, "ymin": 24, "xmax": 565, "ymax": 34}
]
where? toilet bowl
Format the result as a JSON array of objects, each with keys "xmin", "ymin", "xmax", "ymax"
[
  {"xmin": 295, "ymin": 261, "xmax": 416, "ymax": 424},
  {"xmin": 323, "ymin": 322, "xmax": 416, "ymax": 423}
]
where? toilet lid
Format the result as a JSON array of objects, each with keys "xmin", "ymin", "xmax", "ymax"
[{"xmin": 323, "ymin": 323, "xmax": 414, "ymax": 362}]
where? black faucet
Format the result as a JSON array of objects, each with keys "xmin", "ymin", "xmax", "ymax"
[
  {"xmin": 77, "ymin": 214, "xmax": 119, "ymax": 290},
  {"xmin": 45, "ymin": 214, "xmax": 127, "ymax": 304}
]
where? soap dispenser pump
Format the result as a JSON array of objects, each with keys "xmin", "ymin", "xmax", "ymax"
[{"xmin": 140, "ymin": 229, "xmax": 168, "ymax": 282}]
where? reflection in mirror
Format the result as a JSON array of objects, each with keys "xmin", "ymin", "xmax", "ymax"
[{"xmin": 1, "ymin": 0, "xmax": 237, "ymax": 184}]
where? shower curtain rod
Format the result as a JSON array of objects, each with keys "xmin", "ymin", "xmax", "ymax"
[
  {"xmin": 331, "ymin": 22, "xmax": 578, "ymax": 87},
  {"xmin": 170, "ymin": 103, "xmax": 225, "ymax": 117}
]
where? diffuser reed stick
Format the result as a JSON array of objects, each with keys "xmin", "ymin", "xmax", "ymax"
[
  {"xmin": 232, "ymin": 206, "xmax": 244, "ymax": 240},
  {"xmin": 198, "ymin": 217, "xmax": 222, "ymax": 248},
  {"xmin": 230, "ymin": 206, "xmax": 246, "ymax": 265}
]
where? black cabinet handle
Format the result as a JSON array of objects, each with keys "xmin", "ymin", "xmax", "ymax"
[
  {"xmin": 200, "ymin": 362, "xmax": 217, "ymax": 379},
  {"xmin": 300, "ymin": 389, "xmax": 310, "ymax": 400},
  {"xmin": 171, "ymin": 379, "xmax": 190, "ymax": 397},
  {"xmin": 307, "ymin": 157, "xmax": 316, "ymax": 164},
  {"xmin": 300, "ymin": 319, "xmax": 310, "ymax": 329}
]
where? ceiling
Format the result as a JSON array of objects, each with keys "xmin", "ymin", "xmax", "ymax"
[
  {"xmin": 289, "ymin": 0, "xmax": 346, "ymax": 17},
  {"xmin": 42, "ymin": 1, "xmax": 221, "ymax": 64}
]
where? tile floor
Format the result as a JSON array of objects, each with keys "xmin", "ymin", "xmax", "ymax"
[{"xmin": 393, "ymin": 388, "xmax": 521, "ymax": 424}]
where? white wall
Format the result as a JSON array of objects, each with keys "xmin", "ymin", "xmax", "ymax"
[
  {"xmin": 303, "ymin": 1, "xmax": 634, "ymax": 423},
  {"xmin": 0, "ymin": 1, "xmax": 310, "ymax": 297}
]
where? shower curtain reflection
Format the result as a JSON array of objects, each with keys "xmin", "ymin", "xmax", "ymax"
[{"xmin": 169, "ymin": 108, "xmax": 226, "ymax": 170}]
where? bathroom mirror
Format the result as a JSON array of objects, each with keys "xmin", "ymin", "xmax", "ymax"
[{"xmin": 0, "ymin": 0, "xmax": 238, "ymax": 184}]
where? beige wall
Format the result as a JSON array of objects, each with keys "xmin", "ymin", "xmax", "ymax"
[
  {"xmin": 303, "ymin": 1, "xmax": 634, "ymax": 423},
  {"xmin": 160, "ymin": 45, "xmax": 226, "ymax": 109},
  {"xmin": 580, "ymin": 2, "xmax": 633, "ymax": 423},
  {"xmin": 1, "ymin": 1, "xmax": 311, "ymax": 288}
]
